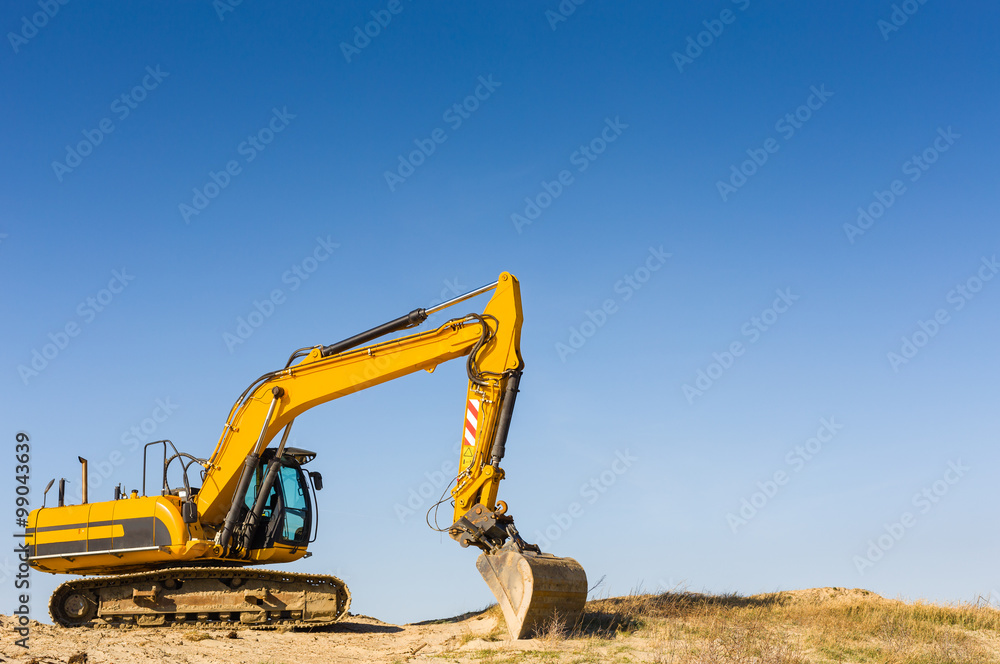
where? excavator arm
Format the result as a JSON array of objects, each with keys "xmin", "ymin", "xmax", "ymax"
[
  {"xmin": 197, "ymin": 274, "xmax": 521, "ymax": 533},
  {"xmin": 197, "ymin": 272, "xmax": 586, "ymax": 636}
]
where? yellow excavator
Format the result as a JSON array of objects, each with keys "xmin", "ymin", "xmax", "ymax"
[{"xmin": 26, "ymin": 272, "xmax": 587, "ymax": 638}]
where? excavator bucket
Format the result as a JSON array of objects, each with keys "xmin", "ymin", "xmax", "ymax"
[{"xmin": 477, "ymin": 549, "xmax": 588, "ymax": 639}]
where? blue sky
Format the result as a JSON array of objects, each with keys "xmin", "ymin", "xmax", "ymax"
[{"xmin": 2, "ymin": 1, "xmax": 999, "ymax": 624}]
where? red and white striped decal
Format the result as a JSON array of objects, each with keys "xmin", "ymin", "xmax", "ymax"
[
  {"xmin": 464, "ymin": 398, "xmax": 480, "ymax": 446},
  {"xmin": 460, "ymin": 398, "xmax": 479, "ymax": 469}
]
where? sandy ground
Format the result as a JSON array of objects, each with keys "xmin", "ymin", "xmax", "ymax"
[{"xmin": 0, "ymin": 612, "xmax": 545, "ymax": 664}]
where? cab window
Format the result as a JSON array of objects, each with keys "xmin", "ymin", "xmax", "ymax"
[{"xmin": 279, "ymin": 465, "xmax": 308, "ymax": 543}]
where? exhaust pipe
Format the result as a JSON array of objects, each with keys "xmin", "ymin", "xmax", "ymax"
[
  {"xmin": 79, "ymin": 457, "xmax": 88, "ymax": 504},
  {"xmin": 58, "ymin": 478, "xmax": 66, "ymax": 507}
]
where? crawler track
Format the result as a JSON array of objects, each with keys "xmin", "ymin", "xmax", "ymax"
[{"xmin": 49, "ymin": 567, "xmax": 351, "ymax": 629}]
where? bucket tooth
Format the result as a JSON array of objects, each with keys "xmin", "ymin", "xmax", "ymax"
[{"xmin": 476, "ymin": 549, "xmax": 587, "ymax": 639}]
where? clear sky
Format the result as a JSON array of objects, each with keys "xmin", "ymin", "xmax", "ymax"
[{"xmin": 2, "ymin": 1, "xmax": 999, "ymax": 625}]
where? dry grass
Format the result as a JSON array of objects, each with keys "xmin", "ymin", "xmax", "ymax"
[
  {"xmin": 580, "ymin": 587, "xmax": 1000, "ymax": 663},
  {"xmin": 451, "ymin": 587, "xmax": 1000, "ymax": 663}
]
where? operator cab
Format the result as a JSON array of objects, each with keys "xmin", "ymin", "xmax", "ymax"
[{"xmin": 243, "ymin": 447, "xmax": 322, "ymax": 549}]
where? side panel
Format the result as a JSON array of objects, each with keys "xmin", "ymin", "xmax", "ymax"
[
  {"xmin": 28, "ymin": 504, "xmax": 91, "ymax": 558},
  {"xmin": 27, "ymin": 496, "xmax": 185, "ymax": 573}
]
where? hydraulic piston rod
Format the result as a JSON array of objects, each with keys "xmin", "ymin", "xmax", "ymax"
[{"xmin": 320, "ymin": 280, "xmax": 500, "ymax": 358}]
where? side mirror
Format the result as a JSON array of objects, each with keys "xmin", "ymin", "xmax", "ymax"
[
  {"xmin": 182, "ymin": 501, "xmax": 198, "ymax": 524},
  {"xmin": 309, "ymin": 471, "xmax": 324, "ymax": 491}
]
